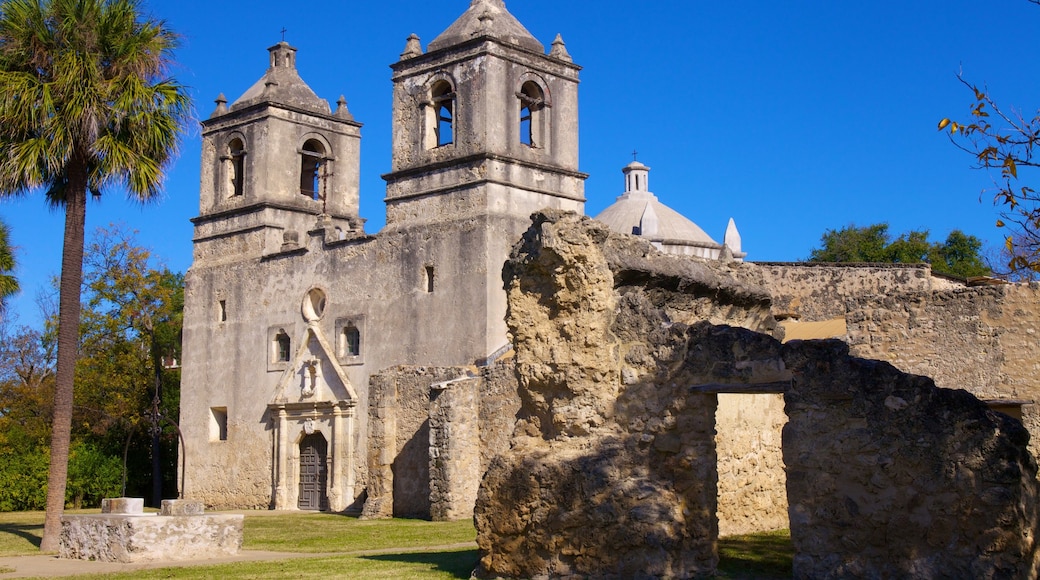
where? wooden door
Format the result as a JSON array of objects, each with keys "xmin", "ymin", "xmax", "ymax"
[{"xmin": 298, "ymin": 433, "xmax": 329, "ymax": 510}]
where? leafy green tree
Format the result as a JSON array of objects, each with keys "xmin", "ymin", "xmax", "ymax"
[
  {"xmin": 0, "ymin": 219, "xmax": 16, "ymax": 314},
  {"xmin": 75, "ymin": 225, "xmax": 183, "ymax": 503},
  {"xmin": 0, "ymin": 0, "xmax": 189, "ymax": 549},
  {"xmin": 808, "ymin": 223, "xmax": 891, "ymax": 263},
  {"xmin": 0, "ymin": 226, "xmax": 183, "ymax": 510},
  {"xmin": 809, "ymin": 223, "xmax": 991, "ymax": 278}
]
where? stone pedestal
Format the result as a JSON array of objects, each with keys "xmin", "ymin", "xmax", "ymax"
[{"xmin": 60, "ymin": 498, "xmax": 243, "ymax": 563}]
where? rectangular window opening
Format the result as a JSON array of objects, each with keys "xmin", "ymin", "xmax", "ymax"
[
  {"xmin": 210, "ymin": 407, "xmax": 228, "ymax": 441},
  {"xmin": 218, "ymin": 299, "xmax": 227, "ymax": 322},
  {"xmin": 425, "ymin": 266, "xmax": 435, "ymax": 293},
  {"xmin": 275, "ymin": 331, "xmax": 291, "ymax": 362}
]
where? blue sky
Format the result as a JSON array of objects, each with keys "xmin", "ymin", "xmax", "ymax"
[{"xmin": 3, "ymin": 0, "xmax": 1038, "ymax": 327}]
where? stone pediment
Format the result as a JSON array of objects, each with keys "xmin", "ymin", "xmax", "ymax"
[{"xmin": 270, "ymin": 322, "xmax": 358, "ymax": 405}]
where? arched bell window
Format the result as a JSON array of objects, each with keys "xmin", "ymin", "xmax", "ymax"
[
  {"xmin": 226, "ymin": 137, "xmax": 246, "ymax": 197},
  {"xmin": 300, "ymin": 139, "xmax": 326, "ymax": 200},
  {"xmin": 518, "ymin": 81, "xmax": 545, "ymax": 148},
  {"xmin": 425, "ymin": 80, "xmax": 455, "ymax": 149}
]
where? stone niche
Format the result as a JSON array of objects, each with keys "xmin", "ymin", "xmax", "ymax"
[{"xmin": 474, "ymin": 210, "xmax": 1040, "ymax": 579}]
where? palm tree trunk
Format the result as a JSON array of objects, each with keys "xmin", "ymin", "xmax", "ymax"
[{"xmin": 39, "ymin": 180, "xmax": 87, "ymax": 553}]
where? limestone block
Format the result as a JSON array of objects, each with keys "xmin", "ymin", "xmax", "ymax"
[
  {"xmin": 100, "ymin": 497, "xmax": 144, "ymax": 515},
  {"xmin": 160, "ymin": 499, "xmax": 205, "ymax": 516},
  {"xmin": 59, "ymin": 514, "xmax": 244, "ymax": 563}
]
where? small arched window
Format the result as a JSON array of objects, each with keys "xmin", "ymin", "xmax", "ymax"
[
  {"xmin": 300, "ymin": 139, "xmax": 326, "ymax": 200},
  {"xmin": 518, "ymin": 81, "xmax": 545, "ymax": 148},
  {"xmin": 226, "ymin": 138, "xmax": 246, "ymax": 197},
  {"xmin": 426, "ymin": 80, "xmax": 455, "ymax": 149}
]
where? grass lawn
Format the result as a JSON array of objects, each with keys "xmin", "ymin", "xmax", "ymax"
[{"xmin": 0, "ymin": 510, "xmax": 792, "ymax": 578}]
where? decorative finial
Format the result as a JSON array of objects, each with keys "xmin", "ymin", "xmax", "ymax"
[
  {"xmin": 335, "ymin": 95, "xmax": 353, "ymax": 120},
  {"xmin": 550, "ymin": 33, "xmax": 572, "ymax": 62},
  {"xmin": 632, "ymin": 149, "xmax": 639, "ymax": 162},
  {"xmin": 400, "ymin": 33, "xmax": 423, "ymax": 60},
  {"xmin": 478, "ymin": 9, "xmax": 494, "ymax": 29},
  {"xmin": 280, "ymin": 27, "xmax": 287, "ymax": 42},
  {"xmin": 212, "ymin": 93, "xmax": 228, "ymax": 117}
]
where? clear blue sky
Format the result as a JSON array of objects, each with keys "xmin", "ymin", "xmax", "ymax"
[{"xmin": 3, "ymin": 0, "xmax": 1038, "ymax": 327}]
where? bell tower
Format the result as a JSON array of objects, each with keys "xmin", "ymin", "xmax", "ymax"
[
  {"xmin": 382, "ymin": 0, "xmax": 586, "ymax": 227},
  {"xmin": 194, "ymin": 42, "xmax": 364, "ymax": 261}
]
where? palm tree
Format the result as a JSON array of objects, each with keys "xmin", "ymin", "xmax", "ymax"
[
  {"xmin": 0, "ymin": 0, "xmax": 189, "ymax": 551},
  {"xmin": 0, "ymin": 219, "xmax": 17, "ymax": 312}
]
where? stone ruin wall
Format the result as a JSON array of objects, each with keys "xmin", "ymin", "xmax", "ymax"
[
  {"xmin": 783, "ymin": 338, "xmax": 1040, "ymax": 579},
  {"xmin": 362, "ymin": 362, "xmax": 520, "ymax": 520},
  {"xmin": 474, "ymin": 213, "xmax": 1040, "ymax": 578},
  {"xmin": 760, "ymin": 263, "xmax": 1040, "ymax": 459},
  {"xmin": 475, "ymin": 211, "xmax": 785, "ymax": 578}
]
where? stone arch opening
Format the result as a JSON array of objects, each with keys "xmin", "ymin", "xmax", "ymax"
[
  {"xmin": 518, "ymin": 80, "xmax": 545, "ymax": 148},
  {"xmin": 426, "ymin": 79, "xmax": 455, "ymax": 149},
  {"xmin": 226, "ymin": 137, "xmax": 246, "ymax": 197},
  {"xmin": 299, "ymin": 139, "xmax": 326, "ymax": 200}
]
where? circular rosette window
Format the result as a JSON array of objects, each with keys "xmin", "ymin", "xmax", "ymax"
[{"xmin": 302, "ymin": 287, "xmax": 327, "ymax": 322}]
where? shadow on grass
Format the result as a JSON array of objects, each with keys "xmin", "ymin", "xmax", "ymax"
[
  {"xmin": 361, "ymin": 549, "xmax": 478, "ymax": 579},
  {"xmin": 716, "ymin": 530, "xmax": 793, "ymax": 579},
  {"xmin": 0, "ymin": 523, "xmax": 43, "ymax": 549}
]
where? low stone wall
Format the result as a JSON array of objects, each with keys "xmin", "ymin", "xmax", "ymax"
[
  {"xmin": 783, "ymin": 338, "xmax": 1040, "ymax": 578},
  {"xmin": 60, "ymin": 501, "xmax": 243, "ymax": 563}
]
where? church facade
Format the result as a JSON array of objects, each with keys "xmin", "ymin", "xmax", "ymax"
[{"xmin": 179, "ymin": 0, "xmax": 590, "ymax": 511}]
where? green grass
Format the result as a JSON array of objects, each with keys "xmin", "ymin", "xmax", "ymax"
[
  {"xmin": 716, "ymin": 529, "xmax": 793, "ymax": 579},
  {"xmin": 242, "ymin": 513, "xmax": 476, "ymax": 553},
  {"xmin": 43, "ymin": 549, "xmax": 480, "ymax": 579},
  {"xmin": 0, "ymin": 510, "xmax": 47, "ymax": 555},
  {"xmin": 0, "ymin": 511, "xmax": 793, "ymax": 579}
]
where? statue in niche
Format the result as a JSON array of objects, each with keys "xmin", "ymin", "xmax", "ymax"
[{"xmin": 301, "ymin": 358, "xmax": 320, "ymax": 398}]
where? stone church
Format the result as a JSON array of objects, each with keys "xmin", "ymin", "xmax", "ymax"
[
  {"xmin": 180, "ymin": 0, "xmax": 1040, "ymax": 530},
  {"xmin": 182, "ymin": 0, "xmax": 612, "ymax": 513}
]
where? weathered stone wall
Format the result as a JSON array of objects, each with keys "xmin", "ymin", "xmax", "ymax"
[
  {"xmin": 478, "ymin": 359, "xmax": 523, "ymax": 482},
  {"xmin": 762, "ymin": 263, "xmax": 1040, "ymax": 459},
  {"xmin": 476, "ymin": 211, "xmax": 783, "ymax": 578},
  {"xmin": 363, "ymin": 361, "xmax": 520, "ymax": 521},
  {"xmin": 363, "ymin": 366, "xmax": 460, "ymax": 519},
  {"xmin": 429, "ymin": 376, "xmax": 481, "ymax": 521},
  {"xmin": 758, "ymin": 262, "xmax": 934, "ymax": 321},
  {"xmin": 783, "ymin": 338, "xmax": 1040, "ymax": 579}
]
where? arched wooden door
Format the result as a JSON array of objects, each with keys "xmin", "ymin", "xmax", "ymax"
[{"xmin": 298, "ymin": 433, "xmax": 329, "ymax": 510}]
